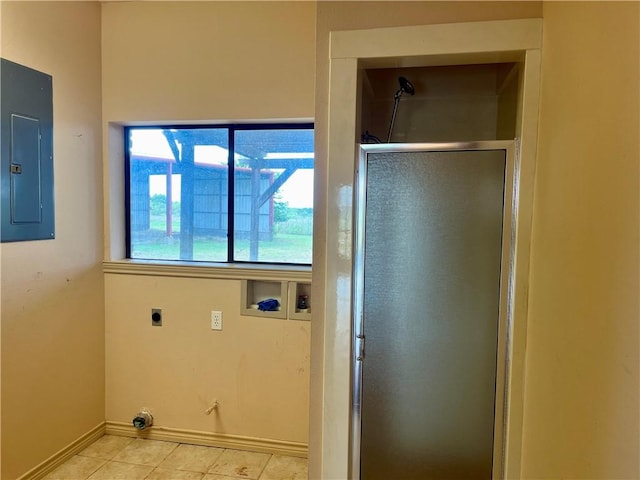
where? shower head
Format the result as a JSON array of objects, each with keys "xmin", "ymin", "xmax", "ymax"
[{"xmin": 398, "ymin": 76, "xmax": 415, "ymax": 96}]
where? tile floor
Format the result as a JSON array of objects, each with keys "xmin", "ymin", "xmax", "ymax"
[{"xmin": 44, "ymin": 435, "xmax": 307, "ymax": 480}]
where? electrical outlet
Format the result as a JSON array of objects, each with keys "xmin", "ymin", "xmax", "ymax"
[{"xmin": 211, "ymin": 311, "xmax": 222, "ymax": 330}]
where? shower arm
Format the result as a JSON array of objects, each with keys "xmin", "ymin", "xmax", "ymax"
[
  {"xmin": 386, "ymin": 91, "xmax": 403, "ymax": 143},
  {"xmin": 386, "ymin": 77, "xmax": 415, "ymax": 143}
]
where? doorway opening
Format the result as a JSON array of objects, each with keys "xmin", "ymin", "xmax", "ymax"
[{"xmin": 352, "ymin": 61, "xmax": 523, "ymax": 479}]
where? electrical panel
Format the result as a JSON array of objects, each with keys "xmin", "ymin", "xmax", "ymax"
[{"xmin": 1, "ymin": 58, "xmax": 54, "ymax": 242}]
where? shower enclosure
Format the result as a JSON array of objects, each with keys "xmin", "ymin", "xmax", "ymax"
[{"xmin": 351, "ymin": 141, "xmax": 516, "ymax": 479}]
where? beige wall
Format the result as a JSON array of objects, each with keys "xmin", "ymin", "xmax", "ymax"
[
  {"xmin": 362, "ymin": 64, "xmax": 516, "ymax": 143},
  {"xmin": 105, "ymin": 274, "xmax": 310, "ymax": 443},
  {"xmin": 0, "ymin": 3, "xmax": 104, "ymax": 479},
  {"xmin": 101, "ymin": 1, "xmax": 315, "ymax": 123},
  {"xmin": 101, "ymin": 1, "xmax": 316, "ymax": 447},
  {"xmin": 522, "ymin": 2, "xmax": 639, "ymax": 478}
]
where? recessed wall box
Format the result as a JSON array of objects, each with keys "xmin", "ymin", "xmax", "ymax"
[{"xmin": 240, "ymin": 279, "xmax": 287, "ymax": 319}]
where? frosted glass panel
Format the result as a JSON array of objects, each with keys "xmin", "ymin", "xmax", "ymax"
[{"xmin": 360, "ymin": 149, "xmax": 505, "ymax": 479}]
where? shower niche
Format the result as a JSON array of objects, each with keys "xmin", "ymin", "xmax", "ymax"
[{"xmin": 360, "ymin": 62, "xmax": 520, "ymax": 144}]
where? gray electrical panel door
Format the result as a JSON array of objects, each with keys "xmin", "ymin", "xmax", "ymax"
[{"xmin": 1, "ymin": 58, "xmax": 54, "ymax": 242}]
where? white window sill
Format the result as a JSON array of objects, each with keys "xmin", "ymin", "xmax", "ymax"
[{"xmin": 102, "ymin": 259, "xmax": 312, "ymax": 282}]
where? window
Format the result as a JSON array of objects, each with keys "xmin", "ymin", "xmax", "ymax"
[{"xmin": 126, "ymin": 124, "xmax": 314, "ymax": 265}]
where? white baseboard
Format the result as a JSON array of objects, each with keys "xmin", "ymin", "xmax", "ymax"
[
  {"xmin": 105, "ymin": 421, "xmax": 308, "ymax": 458},
  {"xmin": 17, "ymin": 422, "xmax": 106, "ymax": 480}
]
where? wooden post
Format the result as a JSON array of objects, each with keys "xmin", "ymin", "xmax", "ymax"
[
  {"xmin": 166, "ymin": 161, "xmax": 173, "ymax": 237},
  {"xmin": 180, "ymin": 144, "xmax": 194, "ymax": 260},
  {"xmin": 250, "ymin": 159, "xmax": 261, "ymax": 261}
]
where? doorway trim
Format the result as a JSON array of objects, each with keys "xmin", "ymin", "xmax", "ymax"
[{"xmin": 315, "ymin": 18, "xmax": 542, "ymax": 479}]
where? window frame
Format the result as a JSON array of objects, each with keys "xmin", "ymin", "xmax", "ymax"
[{"xmin": 124, "ymin": 122, "xmax": 314, "ymax": 267}]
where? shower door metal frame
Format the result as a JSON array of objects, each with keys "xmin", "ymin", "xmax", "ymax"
[{"xmin": 350, "ymin": 140, "xmax": 518, "ymax": 480}]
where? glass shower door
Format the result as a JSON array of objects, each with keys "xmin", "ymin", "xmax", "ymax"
[{"xmin": 353, "ymin": 145, "xmax": 510, "ymax": 479}]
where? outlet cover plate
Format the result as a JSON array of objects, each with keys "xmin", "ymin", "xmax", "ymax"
[{"xmin": 211, "ymin": 311, "xmax": 222, "ymax": 330}]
